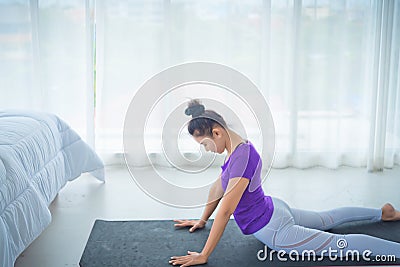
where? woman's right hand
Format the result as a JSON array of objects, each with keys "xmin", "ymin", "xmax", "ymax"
[{"xmin": 173, "ymin": 219, "xmax": 206, "ymax": 233}]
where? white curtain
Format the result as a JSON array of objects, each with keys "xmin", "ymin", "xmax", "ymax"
[
  {"xmin": 0, "ymin": 0, "xmax": 95, "ymax": 143},
  {"xmin": 1, "ymin": 0, "xmax": 399, "ymax": 171},
  {"xmin": 95, "ymin": 0, "xmax": 400, "ymax": 170}
]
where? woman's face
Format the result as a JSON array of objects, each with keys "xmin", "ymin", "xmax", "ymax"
[{"xmin": 193, "ymin": 128, "xmax": 226, "ymax": 154}]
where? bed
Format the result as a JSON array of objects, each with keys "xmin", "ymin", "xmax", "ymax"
[{"xmin": 0, "ymin": 110, "xmax": 104, "ymax": 267}]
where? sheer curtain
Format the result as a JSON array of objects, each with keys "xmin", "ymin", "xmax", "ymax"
[
  {"xmin": 367, "ymin": 0, "xmax": 400, "ymax": 171},
  {"xmin": 95, "ymin": 0, "xmax": 400, "ymax": 170},
  {"xmin": 1, "ymin": 0, "xmax": 399, "ymax": 171},
  {"xmin": 0, "ymin": 0, "xmax": 95, "ymax": 143}
]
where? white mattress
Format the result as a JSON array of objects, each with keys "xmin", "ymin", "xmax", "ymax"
[{"xmin": 0, "ymin": 110, "xmax": 104, "ymax": 267}]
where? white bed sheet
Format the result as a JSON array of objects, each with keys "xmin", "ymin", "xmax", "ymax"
[{"xmin": 0, "ymin": 110, "xmax": 104, "ymax": 267}]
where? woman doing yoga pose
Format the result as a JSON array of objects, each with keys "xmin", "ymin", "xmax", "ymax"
[{"xmin": 169, "ymin": 99, "xmax": 400, "ymax": 267}]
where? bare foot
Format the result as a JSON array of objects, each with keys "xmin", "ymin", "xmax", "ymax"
[{"xmin": 381, "ymin": 203, "xmax": 400, "ymax": 221}]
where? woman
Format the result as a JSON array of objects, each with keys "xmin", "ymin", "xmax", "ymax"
[{"xmin": 169, "ymin": 99, "xmax": 400, "ymax": 267}]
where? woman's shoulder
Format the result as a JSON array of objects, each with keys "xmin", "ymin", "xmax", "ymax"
[{"xmin": 230, "ymin": 140, "xmax": 260, "ymax": 162}]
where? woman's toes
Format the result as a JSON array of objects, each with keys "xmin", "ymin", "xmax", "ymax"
[{"xmin": 382, "ymin": 203, "xmax": 396, "ymax": 221}]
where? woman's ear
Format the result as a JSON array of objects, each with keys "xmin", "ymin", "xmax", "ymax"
[{"xmin": 212, "ymin": 128, "xmax": 222, "ymax": 139}]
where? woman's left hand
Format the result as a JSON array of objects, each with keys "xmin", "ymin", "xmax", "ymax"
[{"xmin": 169, "ymin": 251, "xmax": 208, "ymax": 266}]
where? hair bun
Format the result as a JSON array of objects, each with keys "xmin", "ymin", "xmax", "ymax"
[{"xmin": 185, "ymin": 99, "xmax": 205, "ymax": 118}]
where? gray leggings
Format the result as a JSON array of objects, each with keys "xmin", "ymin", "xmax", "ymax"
[{"xmin": 253, "ymin": 197, "xmax": 400, "ymax": 258}]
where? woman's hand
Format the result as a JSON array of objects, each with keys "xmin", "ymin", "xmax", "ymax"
[
  {"xmin": 169, "ymin": 251, "xmax": 208, "ymax": 266},
  {"xmin": 173, "ymin": 219, "xmax": 206, "ymax": 232}
]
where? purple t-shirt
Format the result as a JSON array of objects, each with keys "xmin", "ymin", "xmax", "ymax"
[{"xmin": 221, "ymin": 141, "xmax": 274, "ymax": 235}]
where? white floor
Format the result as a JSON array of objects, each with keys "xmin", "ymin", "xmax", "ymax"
[{"xmin": 14, "ymin": 165, "xmax": 400, "ymax": 267}]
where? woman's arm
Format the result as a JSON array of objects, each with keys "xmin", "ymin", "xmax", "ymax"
[
  {"xmin": 200, "ymin": 177, "xmax": 249, "ymax": 258},
  {"xmin": 170, "ymin": 177, "xmax": 249, "ymax": 266},
  {"xmin": 200, "ymin": 175, "xmax": 224, "ymax": 222},
  {"xmin": 174, "ymin": 175, "xmax": 224, "ymax": 232}
]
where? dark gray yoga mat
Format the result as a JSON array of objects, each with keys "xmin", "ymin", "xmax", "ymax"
[{"xmin": 79, "ymin": 219, "xmax": 400, "ymax": 267}]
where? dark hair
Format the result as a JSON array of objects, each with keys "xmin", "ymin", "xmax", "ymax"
[{"xmin": 185, "ymin": 99, "xmax": 227, "ymax": 137}]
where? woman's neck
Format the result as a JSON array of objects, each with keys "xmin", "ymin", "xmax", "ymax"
[{"xmin": 225, "ymin": 130, "xmax": 245, "ymax": 155}]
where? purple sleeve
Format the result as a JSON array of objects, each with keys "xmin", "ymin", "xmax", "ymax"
[{"xmin": 227, "ymin": 145, "xmax": 253, "ymax": 180}]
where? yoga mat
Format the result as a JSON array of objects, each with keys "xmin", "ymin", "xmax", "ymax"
[{"xmin": 79, "ymin": 219, "xmax": 400, "ymax": 267}]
